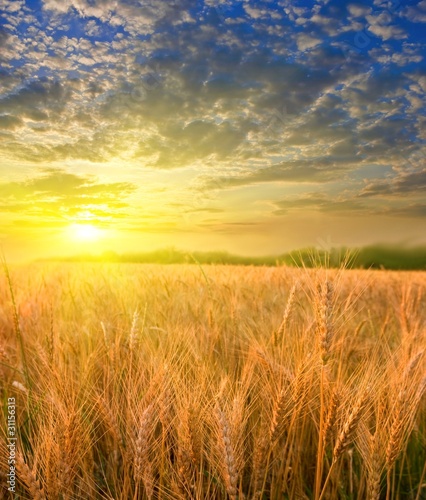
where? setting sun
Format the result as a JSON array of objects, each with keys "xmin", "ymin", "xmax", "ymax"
[{"xmin": 68, "ymin": 223, "xmax": 103, "ymax": 242}]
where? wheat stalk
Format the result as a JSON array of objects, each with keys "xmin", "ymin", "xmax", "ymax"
[{"xmin": 314, "ymin": 280, "xmax": 335, "ymax": 499}]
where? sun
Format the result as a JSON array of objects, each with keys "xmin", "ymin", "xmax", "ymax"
[{"xmin": 68, "ymin": 223, "xmax": 103, "ymax": 242}]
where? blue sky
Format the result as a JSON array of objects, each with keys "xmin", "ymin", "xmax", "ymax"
[{"xmin": 0, "ymin": 0, "xmax": 425, "ymax": 258}]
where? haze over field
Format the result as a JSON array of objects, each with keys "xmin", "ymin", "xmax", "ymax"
[{"xmin": 0, "ymin": 0, "xmax": 425, "ymax": 259}]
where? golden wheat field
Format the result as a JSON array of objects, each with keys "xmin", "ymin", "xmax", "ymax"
[{"xmin": 0, "ymin": 263, "xmax": 425, "ymax": 500}]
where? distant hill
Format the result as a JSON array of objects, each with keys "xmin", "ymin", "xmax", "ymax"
[{"xmin": 39, "ymin": 244, "xmax": 426, "ymax": 270}]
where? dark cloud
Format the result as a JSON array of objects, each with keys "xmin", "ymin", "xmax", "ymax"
[
  {"xmin": 0, "ymin": 78, "xmax": 70, "ymax": 117},
  {"xmin": 360, "ymin": 168, "xmax": 426, "ymax": 196},
  {"xmin": 0, "ymin": 114, "xmax": 23, "ymax": 129}
]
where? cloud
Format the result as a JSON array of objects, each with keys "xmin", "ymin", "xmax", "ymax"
[
  {"xmin": 367, "ymin": 24, "xmax": 407, "ymax": 41},
  {"xmin": 244, "ymin": 5, "xmax": 269, "ymax": 19},
  {"xmin": 0, "ymin": 0, "xmax": 24, "ymax": 14},
  {"xmin": 0, "ymin": 114, "xmax": 23, "ymax": 129},
  {"xmin": 360, "ymin": 167, "xmax": 426, "ymax": 197},
  {"xmin": 296, "ymin": 33, "xmax": 322, "ymax": 50},
  {"xmin": 0, "ymin": 169, "xmax": 137, "ymax": 222},
  {"xmin": 389, "ymin": 204, "xmax": 426, "ymax": 217},
  {"xmin": 195, "ymin": 220, "xmax": 260, "ymax": 234},
  {"xmin": 272, "ymin": 187, "xmax": 426, "ymax": 219},
  {"xmin": 199, "ymin": 158, "xmax": 353, "ymax": 191},
  {"xmin": 0, "ymin": 78, "xmax": 70, "ymax": 120},
  {"xmin": 401, "ymin": 1, "xmax": 426, "ymax": 23},
  {"xmin": 41, "ymin": 0, "xmax": 194, "ymax": 35},
  {"xmin": 0, "ymin": 0, "xmax": 424, "ymax": 229},
  {"xmin": 347, "ymin": 4, "xmax": 372, "ymax": 18},
  {"xmin": 273, "ymin": 194, "xmax": 369, "ymax": 216}
]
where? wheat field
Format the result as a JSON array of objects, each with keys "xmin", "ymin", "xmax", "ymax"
[{"xmin": 0, "ymin": 263, "xmax": 425, "ymax": 499}]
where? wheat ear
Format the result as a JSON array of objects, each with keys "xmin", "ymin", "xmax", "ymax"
[
  {"xmin": 367, "ymin": 432, "xmax": 383, "ymax": 500},
  {"xmin": 176, "ymin": 408, "xmax": 197, "ymax": 494},
  {"xmin": 252, "ymin": 430, "xmax": 269, "ymax": 499},
  {"xmin": 134, "ymin": 403, "xmax": 155, "ymax": 499},
  {"xmin": 333, "ymin": 391, "xmax": 368, "ymax": 461},
  {"xmin": 316, "ymin": 280, "xmax": 334, "ymax": 365},
  {"xmin": 58, "ymin": 412, "xmax": 79, "ymax": 496},
  {"xmin": 322, "ymin": 388, "xmax": 340, "ymax": 448},
  {"xmin": 270, "ymin": 387, "xmax": 289, "ymax": 443},
  {"xmin": 387, "ymin": 373, "xmax": 426, "ymax": 470},
  {"xmin": 216, "ymin": 405, "xmax": 238, "ymax": 500},
  {"xmin": 274, "ymin": 282, "xmax": 297, "ymax": 344},
  {"xmin": 16, "ymin": 452, "xmax": 46, "ymax": 500}
]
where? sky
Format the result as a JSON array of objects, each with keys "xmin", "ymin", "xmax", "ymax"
[{"xmin": 0, "ymin": 0, "xmax": 425, "ymax": 260}]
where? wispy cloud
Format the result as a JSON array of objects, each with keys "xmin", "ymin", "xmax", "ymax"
[
  {"xmin": 273, "ymin": 194, "xmax": 369, "ymax": 216},
  {"xmin": 0, "ymin": 168, "xmax": 137, "ymax": 223}
]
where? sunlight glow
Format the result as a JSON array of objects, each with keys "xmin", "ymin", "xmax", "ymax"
[{"xmin": 68, "ymin": 223, "xmax": 103, "ymax": 242}]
